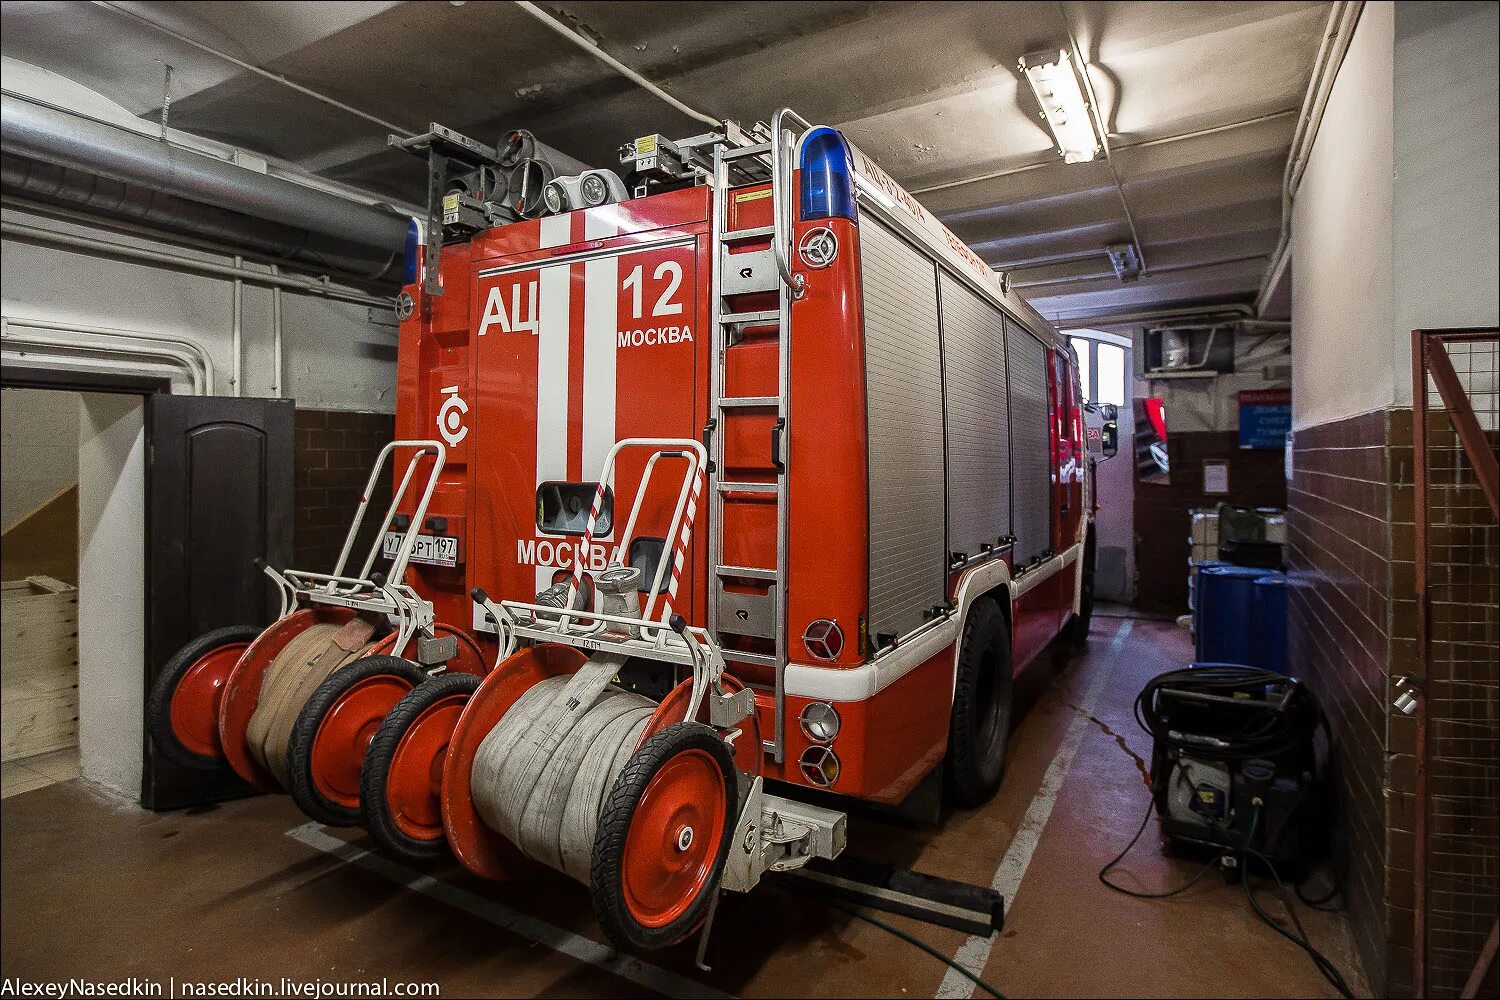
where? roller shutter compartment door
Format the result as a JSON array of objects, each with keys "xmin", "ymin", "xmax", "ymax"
[
  {"xmin": 939, "ymin": 271, "xmax": 1011, "ymax": 560},
  {"xmin": 859, "ymin": 217, "xmax": 946, "ymax": 642},
  {"xmin": 1006, "ymin": 319, "xmax": 1051, "ymax": 565}
]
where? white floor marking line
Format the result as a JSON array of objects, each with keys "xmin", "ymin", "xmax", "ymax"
[
  {"xmin": 935, "ymin": 619, "xmax": 1135, "ymax": 999},
  {"xmin": 285, "ymin": 822, "xmax": 735, "ymax": 1000}
]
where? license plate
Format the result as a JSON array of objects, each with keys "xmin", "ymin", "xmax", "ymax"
[{"xmin": 382, "ymin": 531, "xmax": 459, "ymax": 567}]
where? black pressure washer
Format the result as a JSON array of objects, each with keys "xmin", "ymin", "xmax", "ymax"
[
  {"xmin": 1100, "ymin": 662, "xmax": 1354, "ymax": 998},
  {"xmin": 1141, "ymin": 663, "xmax": 1321, "ymax": 869}
]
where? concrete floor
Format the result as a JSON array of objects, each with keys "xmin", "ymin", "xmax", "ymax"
[{"xmin": 1, "ymin": 616, "xmax": 1367, "ymax": 998}]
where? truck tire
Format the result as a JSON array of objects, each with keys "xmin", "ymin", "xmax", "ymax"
[
  {"xmin": 945, "ymin": 597, "xmax": 1013, "ymax": 807},
  {"xmin": 1061, "ymin": 529, "xmax": 1097, "ymax": 650}
]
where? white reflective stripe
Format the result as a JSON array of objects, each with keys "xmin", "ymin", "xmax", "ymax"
[
  {"xmin": 581, "ymin": 208, "xmax": 619, "ymax": 516},
  {"xmin": 786, "ymin": 617, "xmax": 960, "ymax": 702},
  {"xmin": 529, "ymin": 216, "xmax": 573, "ymax": 599},
  {"xmin": 536, "ymin": 261, "xmax": 570, "ymax": 490},
  {"xmin": 540, "ymin": 214, "xmax": 572, "ymax": 249},
  {"xmin": 583, "ymin": 207, "xmax": 620, "ymax": 242},
  {"xmin": 582, "ymin": 253, "xmax": 618, "ymax": 492},
  {"xmin": 785, "ymin": 541, "xmax": 1084, "ymax": 703}
]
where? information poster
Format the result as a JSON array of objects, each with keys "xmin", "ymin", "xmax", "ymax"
[{"xmin": 1239, "ymin": 389, "xmax": 1292, "ymax": 449}]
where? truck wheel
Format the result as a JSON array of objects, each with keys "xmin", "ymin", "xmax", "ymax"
[
  {"xmin": 147, "ymin": 625, "xmax": 262, "ymax": 770},
  {"xmin": 945, "ymin": 598, "xmax": 1013, "ymax": 807},
  {"xmin": 1062, "ymin": 529, "xmax": 1097, "ymax": 650},
  {"xmin": 286, "ymin": 656, "xmax": 426, "ymax": 826},
  {"xmin": 361, "ymin": 671, "xmax": 481, "ymax": 863}
]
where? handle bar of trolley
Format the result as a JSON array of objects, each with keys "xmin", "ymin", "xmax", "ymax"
[
  {"xmin": 561, "ymin": 437, "xmax": 707, "ymax": 633},
  {"xmin": 327, "ymin": 439, "xmax": 447, "ymax": 590}
]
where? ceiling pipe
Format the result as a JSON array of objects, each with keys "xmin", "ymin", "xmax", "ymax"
[
  {"xmin": 1, "ymin": 219, "xmax": 393, "ymax": 309},
  {"xmin": 996, "ymin": 247, "xmax": 1114, "ymax": 272},
  {"xmin": 911, "ymin": 107, "xmax": 1298, "ymax": 197},
  {"xmin": 1054, "ymin": 302, "xmax": 1255, "ymax": 331},
  {"xmin": 1, "ymin": 93, "xmax": 411, "ymax": 281},
  {"xmin": 1014, "ymin": 251, "xmax": 1269, "ymax": 289},
  {"xmin": 512, "ymin": 1, "xmax": 720, "ymax": 128},
  {"xmin": 1, "ymin": 156, "xmax": 399, "ymax": 285},
  {"xmin": 1255, "ymin": 0, "xmax": 1364, "ymax": 315},
  {"xmin": 2, "ymin": 315, "xmax": 213, "ymax": 394}
]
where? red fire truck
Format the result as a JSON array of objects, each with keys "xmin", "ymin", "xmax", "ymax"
[{"xmin": 150, "ymin": 109, "xmax": 1095, "ymax": 954}]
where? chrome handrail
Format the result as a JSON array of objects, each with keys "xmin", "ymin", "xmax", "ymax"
[{"xmin": 770, "ymin": 108, "xmax": 812, "ymax": 299}]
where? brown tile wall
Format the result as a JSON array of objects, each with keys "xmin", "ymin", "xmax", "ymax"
[
  {"xmin": 1288, "ymin": 406, "xmax": 1498, "ymax": 998},
  {"xmin": 293, "ymin": 409, "xmax": 396, "ymax": 575},
  {"xmin": 1415, "ymin": 415, "xmax": 1499, "ymax": 999},
  {"xmin": 1287, "ymin": 407, "xmax": 1406, "ymax": 995},
  {"xmin": 1134, "ymin": 430, "xmax": 1288, "ymax": 613}
]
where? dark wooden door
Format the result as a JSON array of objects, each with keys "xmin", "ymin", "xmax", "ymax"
[{"xmin": 141, "ymin": 395, "xmax": 293, "ymax": 809}]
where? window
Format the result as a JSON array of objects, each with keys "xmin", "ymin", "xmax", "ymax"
[
  {"xmin": 1097, "ymin": 343, "xmax": 1126, "ymax": 406},
  {"xmin": 1070, "ymin": 337, "xmax": 1093, "ymax": 403},
  {"xmin": 536, "ymin": 482, "xmax": 613, "ymax": 536}
]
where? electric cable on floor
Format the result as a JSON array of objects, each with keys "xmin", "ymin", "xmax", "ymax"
[
  {"xmin": 1098, "ymin": 796, "xmax": 1219, "ymax": 899},
  {"xmin": 823, "ymin": 899, "xmax": 1007, "ymax": 1000},
  {"xmin": 1238, "ymin": 811, "xmax": 1354, "ymax": 1000}
]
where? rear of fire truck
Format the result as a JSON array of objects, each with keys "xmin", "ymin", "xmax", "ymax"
[{"xmin": 380, "ymin": 112, "xmax": 1089, "ymax": 952}]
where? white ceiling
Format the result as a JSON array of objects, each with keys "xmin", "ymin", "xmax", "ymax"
[{"xmin": 0, "ymin": 0, "xmax": 1331, "ymax": 324}]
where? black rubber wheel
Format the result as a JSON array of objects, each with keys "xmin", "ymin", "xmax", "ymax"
[
  {"xmin": 286, "ymin": 655, "xmax": 426, "ymax": 826},
  {"xmin": 944, "ymin": 597, "xmax": 1014, "ymax": 807},
  {"xmin": 147, "ymin": 624, "xmax": 263, "ymax": 770},
  {"xmin": 591, "ymin": 722, "xmax": 737, "ymax": 951},
  {"xmin": 1061, "ymin": 529, "xmax": 1098, "ymax": 650},
  {"xmin": 360, "ymin": 671, "xmax": 481, "ymax": 863}
]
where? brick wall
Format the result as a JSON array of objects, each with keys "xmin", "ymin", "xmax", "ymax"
[
  {"xmin": 293, "ymin": 409, "xmax": 395, "ymax": 575},
  {"xmin": 1134, "ymin": 430, "xmax": 1288, "ymax": 613}
]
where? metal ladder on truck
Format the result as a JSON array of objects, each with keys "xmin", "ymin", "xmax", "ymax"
[{"xmin": 706, "ymin": 109, "xmax": 811, "ymax": 765}]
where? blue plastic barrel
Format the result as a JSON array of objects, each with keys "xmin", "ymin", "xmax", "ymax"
[
  {"xmin": 1195, "ymin": 564, "xmax": 1271, "ymax": 665},
  {"xmin": 1252, "ymin": 572, "xmax": 1289, "ymax": 674}
]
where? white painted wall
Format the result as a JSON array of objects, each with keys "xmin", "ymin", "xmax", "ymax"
[
  {"xmin": 1290, "ymin": 4, "xmax": 1397, "ymax": 431},
  {"xmin": 1391, "ymin": 0, "xmax": 1500, "ymax": 403},
  {"xmin": 76, "ymin": 392, "xmax": 145, "ymax": 798},
  {"xmin": 1291, "ymin": 2, "xmax": 1498, "ymax": 430},
  {"xmin": 1, "ymin": 58, "xmax": 405, "ymax": 412},
  {"xmin": 1, "ymin": 387, "xmax": 80, "ymax": 532},
  {"xmin": 1, "ymin": 208, "xmax": 398, "ymax": 411}
]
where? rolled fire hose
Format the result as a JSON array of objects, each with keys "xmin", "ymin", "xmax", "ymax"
[
  {"xmin": 244, "ymin": 620, "xmax": 380, "ymax": 786},
  {"xmin": 469, "ymin": 653, "xmax": 656, "ymax": 882},
  {"xmin": 498, "ymin": 128, "xmax": 592, "ymax": 220}
]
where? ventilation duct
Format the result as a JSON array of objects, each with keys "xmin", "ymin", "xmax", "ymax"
[{"xmin": 1, "ymin": 93, "xmax": 411, "ymax": 284}]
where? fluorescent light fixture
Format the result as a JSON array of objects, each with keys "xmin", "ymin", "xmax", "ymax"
[{"xmin": 1020, "ymin": 49, "xmax": 1103, "ymax": 164}]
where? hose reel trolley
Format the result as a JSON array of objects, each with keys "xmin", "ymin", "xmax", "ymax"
[
  {"xmin": 446, "ymin": 440, "xmax": 845, "ymax": 951},
  {"xmin": 148, "ymin": 440, "xmax": 486, "ymax": 830}
]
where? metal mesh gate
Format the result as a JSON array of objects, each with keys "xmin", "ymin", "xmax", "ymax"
[{"xmin": 1412, "ymin": 327, "xmax": 1499, "ymax": 999}]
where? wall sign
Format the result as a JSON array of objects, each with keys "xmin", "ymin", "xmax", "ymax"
[
  {"xmin": 1239, "ymin": 389, "xmax": 1292, "ymax": 449},
  {"xmin": 1203, "ymin": 460, "xmax": 1230, "ymax": 495}
]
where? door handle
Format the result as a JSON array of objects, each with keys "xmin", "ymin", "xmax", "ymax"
[{"xmin": 771, "ymin": 417, "xmax": 786, "ymax": 473}]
